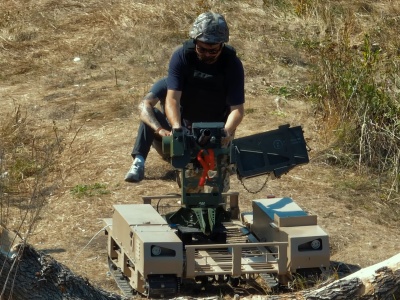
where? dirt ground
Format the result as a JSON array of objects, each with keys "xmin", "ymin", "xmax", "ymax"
[{"xmin": 1, "ymin": 1, "xmax": 399, "ymax": 298}]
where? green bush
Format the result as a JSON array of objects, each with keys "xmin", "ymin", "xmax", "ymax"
[{"xmin": 309, "ymin": 32, "xmax": 400, "ymax": 191}]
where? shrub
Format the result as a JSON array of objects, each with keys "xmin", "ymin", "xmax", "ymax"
[{"xmin": 310, "ymin": 32, "xmax": 400, "ymax": 193}]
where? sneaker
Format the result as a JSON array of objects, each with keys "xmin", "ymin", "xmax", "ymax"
[{"xmin": 124, "ymin": 161, "xmax": 144, "ymax": 183}]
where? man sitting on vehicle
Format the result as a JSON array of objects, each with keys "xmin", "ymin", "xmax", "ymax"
[{"xmin": 125, "ymin": 12, "xmax": 245, "ymax": 185}]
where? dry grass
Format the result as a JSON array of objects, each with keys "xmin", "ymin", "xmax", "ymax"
[{"xmin": 1, "ymin": 0, "xmax": 400, "ymax": 298}]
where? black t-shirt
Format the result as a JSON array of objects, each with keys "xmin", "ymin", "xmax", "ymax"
[{"xmin": 167, "ymin": 42, "xmax": 245, "ymax": 122}]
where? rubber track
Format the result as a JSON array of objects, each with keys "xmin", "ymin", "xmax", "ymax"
[{"xmin": 108, "ymin": 258, "xmax": 135, "ymax": 297}]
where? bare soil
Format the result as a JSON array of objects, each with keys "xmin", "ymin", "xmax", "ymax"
[{"xmin": 1, "ymin": 1, "xmax": 399, "ymax": 298}]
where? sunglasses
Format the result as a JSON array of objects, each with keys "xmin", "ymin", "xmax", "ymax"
[{"xmin": 195, "ymin": 43, "xmax": 223, "ymax": 55}]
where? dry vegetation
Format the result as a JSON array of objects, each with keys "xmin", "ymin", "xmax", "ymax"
[{"xmin": 1, "ymin": 0, "xmax": 400, "ymax": 298}]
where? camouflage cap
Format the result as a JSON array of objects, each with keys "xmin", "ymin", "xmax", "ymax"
[{"xmin": 189, "ymin": 12, "xmax": 229, "ymax": 44}]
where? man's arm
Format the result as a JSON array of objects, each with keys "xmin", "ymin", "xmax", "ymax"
[
  {"xmin": 139, "ymin": 93, "xmax": 170, "ymax": 136},
  {"xmin": 165, "ymin": 89, "xmax": 182, "ymax": 129},
  {"xmin": 224, "ymin": 104, "xmax": 244, "ymax": 136}
]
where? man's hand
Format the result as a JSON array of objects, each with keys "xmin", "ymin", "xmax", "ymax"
[
  {"xmin": 155, "ymin": 128, "xmax": 171, "ymax": 137},
  {"xmin": 221, "ymin": 128, "xmax": 233, "ymax": 148}
]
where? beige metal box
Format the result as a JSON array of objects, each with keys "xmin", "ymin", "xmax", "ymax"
[
  {"xmin": 104, "ymin": 204, "xmax": 183, "ymax": 294},
  {"xmin": 251, "ymin": 197, "xmax": 330, "ymax": 272}
]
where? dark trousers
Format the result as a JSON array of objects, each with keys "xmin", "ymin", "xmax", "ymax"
[{"xmin": 131, "ymin": 108, "xmax": 171, "ymax": 160}]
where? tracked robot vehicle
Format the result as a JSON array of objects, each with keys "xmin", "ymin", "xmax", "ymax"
[{"xmin": 103, "ymin": 124, "xmax": 330, "ymax": 297}]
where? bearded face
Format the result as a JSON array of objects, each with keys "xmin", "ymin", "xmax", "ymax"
[{"xmin": 195, "ymin": 41, "xmax": 223, "ymax": 64}]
